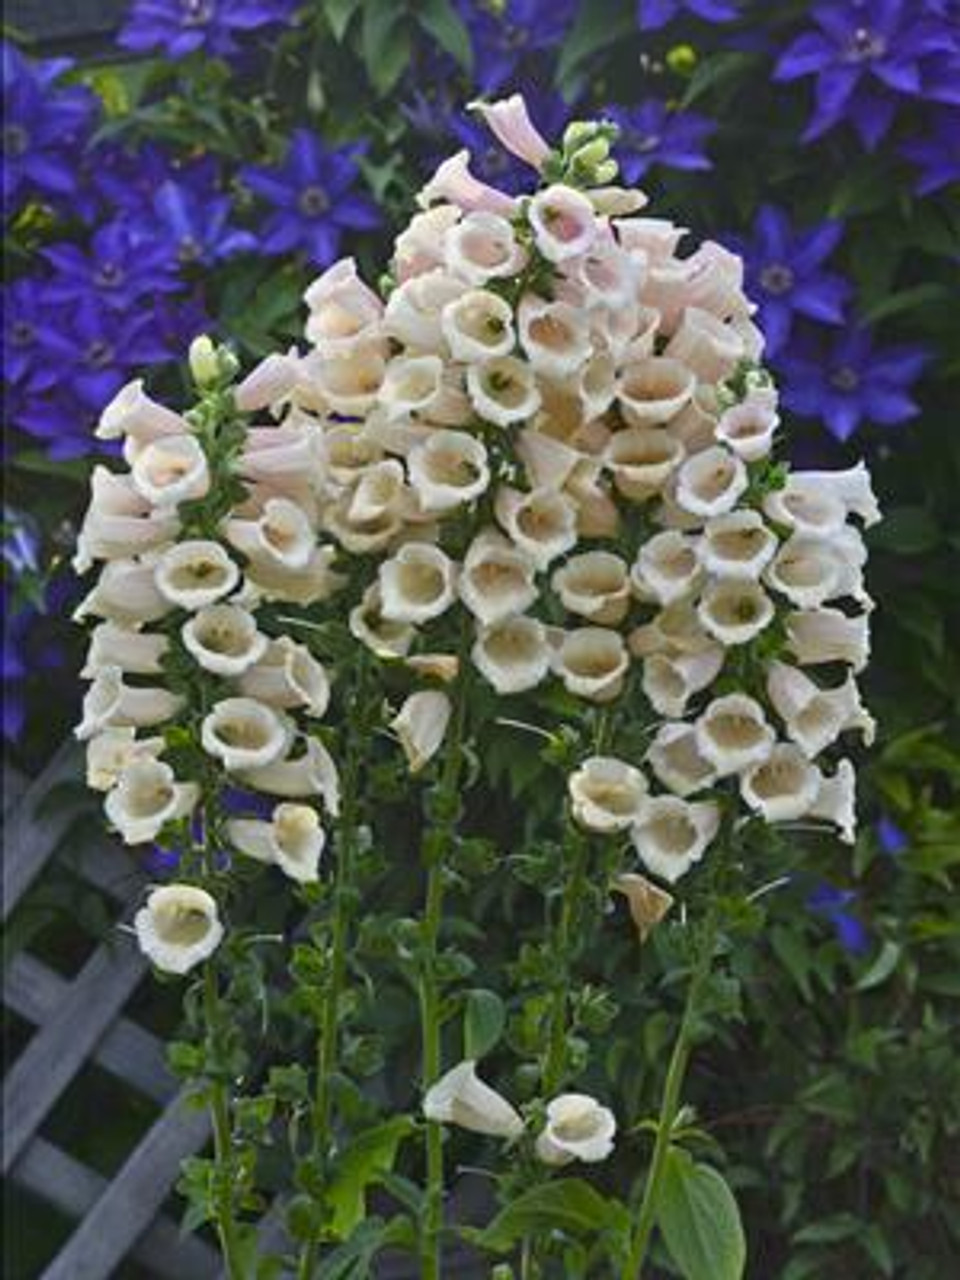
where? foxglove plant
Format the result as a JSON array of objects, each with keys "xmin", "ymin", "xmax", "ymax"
[{"xmin": 73, "ymin": 94, "xmax": 879, "ymax": 1278}]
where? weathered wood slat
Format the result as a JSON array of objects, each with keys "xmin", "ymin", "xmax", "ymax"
[
  {"xmin": 16, "ymin": 1136, "xmax": 220, "ymax": 1280},
  {"xmin": 40, "ymin": 1089, "xmax": 213, "ymax": 1280},
  {"xmin": 2, "ymin": 937, "xmax": 147, "ymax": 1173},
  {"xmin": 3, "ymin": 739, "xmax": 91, "ymax": 921},
  {"xmin": 4, "ymin": 952, "xmax": 174, "ymax": 1105}
]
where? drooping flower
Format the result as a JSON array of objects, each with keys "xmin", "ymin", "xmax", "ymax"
[
  {"xmin": 773, "ymin": 0, "xmax": 957, "ymax": 149},
  {"xmin": 535, "ymin": 1093, "xmax": 617, "ymax": 1166},
  {"xmin": 119, "ymin": 0, "xmax": 299, "ymax": 60},
  {"xmin": 725, "ymin": 205, "xmax": 850, "ymax": 356},
  {"xmin": 2, "ymin": 42, "xmax": 96, "ymax": 215},
  {"xmin": 607, "ymin": 100, "xmax": 715, "ymax": 182},
  {"xmin": 423, "ymin": 1060, "xmax": 524, "ymax": 1138},
  {"xmin": 778, "ymin": 326, "xmax": 930, "ymax": 442},
  {"xmin": 636, "ymin": 0, "xmax": 738, "ymax": 31},
  {"xmin": 242, "ymin": 130, "xmax": 380, "ymax": 267}
]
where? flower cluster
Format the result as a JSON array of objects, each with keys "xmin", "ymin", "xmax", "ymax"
[{"xmin": 73, "ymin": 95, "xmax": 879, "ymax": 1172}]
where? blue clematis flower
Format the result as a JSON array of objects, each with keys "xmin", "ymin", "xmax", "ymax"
[
  {"xmin": 149, "ymin": 178, "xmax": 257, "ymax": 268},
  {"xmin": 876, "ymin": 816, "xmax": 909, "ymax": 856},
  {"xmin": 774, "ymin": 0, "xmax": 959, "ymax": 150},
  {"xmin": 2, "ymin": 42, "xmax": 96, "ymax": 216},
  {"xmin": 1, "ymin": 513, "xmax": 66, "ymax": 742},
  {"xmin": 241, "ymin": 130, "xmax": 380, "ymax": 267},
  {"xmin": 637, "ymin": 0, "xmax": 738, "ymax": 32},
  {"xmin": 807, "ymin": 883, "xmax": 870, "ymax": 954},
  {"xmin": 900, "ymin": 109, "xmax": 960, "ymax": 195},
  {"xmin": 607, "ymin": 100, "xmax": 715, "ymax": 182},
  {"xmin": 119, "ymin": 0, "xmax": 299, "ymax": 61},
  {"xmin": 778, "ymin": 324, "xmax": 930, "ymax": 443},
  {"xmin": 42, "ymin": 219, "xmax": 182, "ymax": 311},
  {"xmin": 725, "ymin": 205, "xmax": 850, "ymax": 357},
  {"xmin": 457, "ymin": 0, "xmax": 578, "ymax": 93}
]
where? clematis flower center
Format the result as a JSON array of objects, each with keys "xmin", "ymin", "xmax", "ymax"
[
  {"xmin": 299, "ymin": 185, "xmax": 330, "ymax": 217},
  {"xmin": 844, "ymin": 26, "xmax": 887, "ymax": 63},
  {"xmin": 11, "ymin": 321, "xmax": 34, "ymax": 346},
  {"xmin": 830, "ymin": 365, "xmax": 860, "ymax": 392},
  {"xmin": 759, "ymin": 263, "xmax": 795, "ymax": 295},
  {"xmin": 2, "ymin": 123, "xmax": 30, "ymax": 159},
  {"xmin": 95, "ymin": 261, "xmax": 125, "ymax": 289},
  {"xmin": 181, "ymin": 0, "xmax": 216, "ymax": 26},
  {"xmin": 634, "ymin": 132, "xmax": 662, "ymax": 154},
  {"xmin": 85, "ymin": 339, "xmax": 116, "ymax": 368},
  {"xmin": 178, "ymin": 235, "xmax": 203, "ymax": 264}
]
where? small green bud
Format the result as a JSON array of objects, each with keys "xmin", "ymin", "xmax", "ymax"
[
  {"xmin": 188, "ymin": 335, "xmax": 219, "ymax": 388},
  {"xmin": 562, "ymin": 120, "xmax": 597, "ymax": 152},
  {"xmin": 592, "ymin": 159, "xmax": 620, "ymax": 186},
  {"xmin": 666, "ymin": 43, "xmax": 698, "ymax": 76},
  {"xmin": 571, "ymin": 137, "xmax": 611, "ymax": 172},
  {"xmin": 491, "ymin": 1266, "xmax": 516, "ymax": 1280}
]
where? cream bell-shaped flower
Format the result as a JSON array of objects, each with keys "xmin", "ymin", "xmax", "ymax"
[
  {"xmin": 529, "ymin": 184, "xmax": 597, "ymax": 262},
  {"xmin": 535, "ymin": 1094, "xmax": 616, "ymax": 1166},
  {"xmin": 238, "ymin": 418, "xmax": 325, "ymax": 488},
  {"xmin": 641, "ymin": 647, "xmax": 725, "ymax": 718},
  {"xmin": 444, "ymin": 210, "xmax": 527, "ymax": 284},
  {"xmin": 618, "ymin": 357, "xmax": 695, "ymax": 428},
  {"xmin": 552, "ymin": 551, "xmax": 631, "ymax": 625},
  {"xmin": 379, "ymin": 543, "xmax": 457, "ymax": 625},
  {"xmin": 786, "ymin": 462, "xmax": 880, "ymax": 528},
  {"xmin": 155, "ymin": 541, "xmax": 240, "ymax": 610},
  {"xmin": 763, "ymin": 480, "xmax": 846, "ymax": 539},
  {"xmin": 568, "ymin": 756, "xmax": 648, "ymax": 833},
  {"xmin": 384, "ymin": 269, "xmax": 468, "ymax": 349},
  {"xmin": 238, "ymin": 637, "xmax": 331, "ymax": 718},
  {"xmin": 130, "ymin": 435, "xmax": 210, "ymax": 508},
  {"xmin": 606, "ymin": 427, "xmax": 684, "ymax": 503},
  {"xmin": 86, "ymin": 727, "xmax": 164, "ymax": 792},
  {"xmin": 81, "ymin": 622, "xmax": 168, "ymax": 677},
  {"xmin": 181, "ymin": 604, "xmax": 267, "ymax": 678},
  {"xmin": 244, "ymin": 545, "xmax": 346, "ymax": 607},
  {"xmin": 675, "ymin": 446, "xmax": 748, "ymax": 519},
  {"xmin": 665, "ymin": 306, "xmax": 743, "ymax": 382},
  {"xmin": 495, "ymin": 485, "xmax": 578, "ymax": 570},
  {"xmin": 228, "ymin": 804, "xmax": 325, "ymax": 883},
  {"xmin": 767, "ymin": 534, "xmax": 868, "ymax": 610},
  {"xmin": 393, "ymin": 205, "xmax": 462, "ymax": 280},
  {"xmin": 224, "ymin": 498, "xmax": 315, "ymax": 573},
  {"xmin": 391, "ymin": 691, "xmax": 452, "ymax": 773},
  {"xmin": 349, "ymin": 582, "xmax": 416, "ymax": 659},
  {"xmin": 445, "ymin": 291, "xmax": 519, "ymax": 366},
  {"xmin": 716, "ymin": 393, "xmax": 779, "ymax": 461},
  {"xmin": 766, "ymin": 661, "xmax": 875, "ymax": 757},
  {"xmin": 407, "ymin": 653, "xmax": 460, "ymax": 683},
  {"xmin": 408, "ymin": 430, "xmax": 490, "ymax": 513},
  {"xmin": 134, "ymin": 885, "xmax": 223, "ymax": 975},
  {"xmin": 378, "ymin": 354, "xmax": 445, "ymax": 421},
  {"xmin": 467, "ymin": 356, "xmax": 541, "ymax": 428},
  {"xmin": 700, "ymin": 509, "xmax": 778, "ymax": 580},
  {"xmin": 306, "ymin": 345, "xmax": 386, "ymax": 416},
  {"xmin": 201, "ymin": 698, "xmax": 289, "ymax": 772},
  {"xmin": 630, "ymin": 598, "xmax": 714, "ymax": 658},
  {"xmin": 240, "ymin": 737, "xmax": 340, "ymax": 813},
  {"xmin": 472, "ymin": 615, "xmax": 552, "ymax": 694},
  {"xmin": 556, "ymin": 627, "xmax": 629, "ymax": 703},
  {"xmin": 631, "ymin": 531, "xmax": 702, "ymax": 606},
  {"xmin": 646, "ymin": 722, "xmax": 717, "ymax": 797},
  {"xmin": 74, "ymin": 558, "xmax": 171, "ymax": 626},
  {"xmin": 518, "ymin": 296, "xmax": 590, "ymax": 379},
  {"xmin": 698, "ymin": 579, "xmax": 774, "ymax": 646},
  {"xmin": 235, "ymin": 351, "xmax": 299, "ymax": 413},
  {"xmin": 632, "ymin": 796, "xmax": 720, "ymax": 884},
  {"xmin": 304, "ymin": 258, "xmax": 383, "ymax": 356},
  {"xmin": 469, "ymin": 94, "xmax": 550, "ymax": 170},
  {"xmin": 740, "ymin": 744, "xmax": 821, "ymax": 823},
  {"xmin": 105, "ymin": 758, "xmax": 199, "ymax": 845},
  {"xmin": 614, "ymin": 873, "xmax": 674, "ymax": 942},
  {"xmin": 459, "ymin": 532, "xmax": 537, "ymax": 626},
  {"xmin": 786, "ymin": 608, "xmax": 870, "ymax": 672},
  {"xmin": 419, "ymin": 150, "xmax": 517, "ymax": 216},
  {"xmin": 97, "ymin": 378, "xmax": 187, "ymax": 444},
  {"xmin": 695, "ymin": 694, "xmax": 775, "ymax": 777},
  {"xmin": 76, "ymin": 667, "xmax": 183, "ymax": 739},
  {"xmin": 73, "ymin": 468, "xmax": 180, "ymax": 572},
  {"xmin": 423, "ymin": 1060, "xmax": 524, "ymax": 1139},
  {"xmin": 808, "ymin": 759, "xmax": 857, "ymax": 844}
]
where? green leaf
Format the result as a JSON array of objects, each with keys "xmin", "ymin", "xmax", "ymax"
[
  {"xmin": 868, "ymin": 506, "xmax": 940, "ymax": 555},
  {"xmin": 361, "ymin": 2, "xmax": 412, "ymax": 96},
  {"xmin": 680, "ymin": 52, "xmax": 757, "ymax": 108},
  {"xmin": 793, "ymin": 1212, "xmax": 861, "ymax": 1244},
  {"xmin": 416, "ymin": 0, "xmax": 473, "ymax": 71},
  {"xmin": 556, "ymin": 0, "xmax": 635, "ymax": 94},
  {"xmin": 324, "ymin": 0, "xmax": 363, "ymax": 41},
  {"xmin": 474, "ymin": 1179, "xmax": 626, "ymax": 1253},
  {"xmin": 326, "ymin": 1117, "xmax": 415, "ymax": 1238},
  {"xmin": 463, "ymin": 988, "xmax": 506, "ymax": 1060},
  {"xmin": 855, "ymin": 940, "xmax": 901, "ymax": 992},
  {"xmin": 658, "ymin": 1147, "xmax": 746, "ymax": 1280},
  {"xmin": 862, "ymin": 282, "xmax": 951, "ymax": 325}
]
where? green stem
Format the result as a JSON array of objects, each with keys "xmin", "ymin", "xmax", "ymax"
[
  {"xmin": 418, "ymin": 668, "xmax": 470, "ymax": 1279},
  {"xmin": 298, "ymin": 668, "xmax": 367, "ymax": 1280},
  {"xmin": 622, "ymin": 905, "xmax": 721, "ymax": 1279},
  {"xmin": 203, "ymin": 964, "xmax": 247, "ymax": 1279},
  {"xmin": 541, "ymin": 824, "xmax": 588, "ymax": 1096}
]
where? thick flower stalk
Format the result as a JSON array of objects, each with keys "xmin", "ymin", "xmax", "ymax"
[{"xmin": 74, "ymin": 91, "xmax": 879, "ymax": 1277}]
